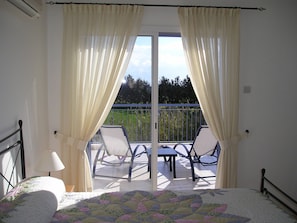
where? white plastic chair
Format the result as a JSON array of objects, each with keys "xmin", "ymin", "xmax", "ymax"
[
  {"xmin": 92, "ymin": 125, "xmax": 147, "ymax": 182},
  {"xmin": 173, "ymin": 125, "xmax": 219, "ymax": 181}
]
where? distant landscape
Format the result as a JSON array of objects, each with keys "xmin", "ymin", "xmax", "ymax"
[
  {"xmin": 115, "ymin": 74, "xmax": 198, "ymax": 104},
  {"xmin": 103, "ymin": 75, "xmax": 204, "ymax": 142}
]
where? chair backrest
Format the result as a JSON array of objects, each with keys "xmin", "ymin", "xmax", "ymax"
[
  {"xmin": 99, "ymin": 125, "xmax": 132, "ymax": 157},
  {"xmin": 190, "ymin": 126, "xmax": 218, "ymax": 156}
]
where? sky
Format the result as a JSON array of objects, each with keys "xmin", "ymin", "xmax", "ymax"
[{"xmin": 125, "ymin": 36, "xmax": 189, "ymax": 84}]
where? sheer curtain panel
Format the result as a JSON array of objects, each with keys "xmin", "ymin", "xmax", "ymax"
[
  {"xmin": 178, "ymin": 7, "xmax": 241, "ymax": 188},
  {"xmin": 60, "ymin": 4, "xmax": 143, "ymax": 192}
]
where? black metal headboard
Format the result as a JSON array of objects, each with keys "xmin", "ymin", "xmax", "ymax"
[
  {"xmin": 0, "ymin": 120, "xmax": 25, "ymax": 195},
  {"xmin": 260, "ymin": 168, "xmax": 297, "ymax": 217}
]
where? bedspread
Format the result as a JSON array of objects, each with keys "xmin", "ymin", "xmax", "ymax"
[
  {"xmin": 51, "ymin": 190, "xmax": 247, "ymax": 223},
  {"xmin": 52, "ymin": 188, "xmax": 296, "ymax": 223}
]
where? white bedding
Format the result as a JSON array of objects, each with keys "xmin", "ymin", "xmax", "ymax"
[{"xmin": 177, "ymin": 188, "xmax": 297, "ymax": 222}]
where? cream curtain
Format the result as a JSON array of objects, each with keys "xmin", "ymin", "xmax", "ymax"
[
  {"xmin": 60, "ymin": 4, "xmax": 143, "ymax": 192},
  {"xmin": 178, "ymin": 8, "xmax": 241, "ymax": 188}
]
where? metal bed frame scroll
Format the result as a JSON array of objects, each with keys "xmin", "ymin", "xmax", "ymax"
[
  {"xmin": 0, "ymin": 120, "xmax": 25, "ymax": 194},
  {"xmin": 260, "ymin": 168, "xmax": 297, "ymax": 217}
]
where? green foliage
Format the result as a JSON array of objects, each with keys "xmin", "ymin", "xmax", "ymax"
[
  {"xmin": 105, "ymin": 106, "xmax": 203, "ymax": 142},
  {"xmin": 104, "ymin": 75, "xmax": 203, "ymax": 142},
  {"xmin": 159, "ymin": 75, "xmax": 198, "ymax": 104},
  {"xmin": 116, "ymin": 75, "xmax": 151, "ymax": 104},
  {"xmin": 158, "ymin": 106, "xmax": 203, "ymax": 142},
  {"xmin": 115, "ymin": 75, "xmax": 198, "ymax": 104},
  {"xmin": 105, "ymin": 108, "xmax": 151, "ymax": 142}
]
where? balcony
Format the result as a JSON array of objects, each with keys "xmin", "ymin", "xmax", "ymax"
[
  {"xmin": 90, "ymin": 104, "xmax": 216, "ymax": 192},
  {"xmin": 104, "ymin": 103, "xmax": 207, "ymax": 143}
]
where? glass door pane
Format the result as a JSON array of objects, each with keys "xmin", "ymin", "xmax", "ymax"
[
  {"xmin": 158, "ymin": 36, "xmax": 191, "ymax": 144},
  {"xmin": 107, "ymin": 36, "xmax": 152, "ymax": 142}
]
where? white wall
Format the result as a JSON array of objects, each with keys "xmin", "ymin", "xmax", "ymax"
[
  {"xmin": 0, "ymin": 1, "xmax": 48, "ymax": 177},
  {"xmin": 46, "ymin": 0, "xmax": 297, "ymax": 198},
  {"xmin": 238, "ymin": 0, "xmax": 297, "ymax": 198},
  {"xmin": 47, "ymin": 5, "xmax": 63, "ymax": 162}
]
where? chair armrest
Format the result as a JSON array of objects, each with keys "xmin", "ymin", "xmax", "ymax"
[
  {"xmin": 173, "ymin": 143, "xmax": 191, "ymax": 157},
  {"xmin": 133, "ymin": 144, "xmax": 148, "ymax": 157}
]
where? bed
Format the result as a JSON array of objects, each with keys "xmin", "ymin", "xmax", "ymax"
[{"xmin": 1, "ymin": 120, "xmax": 297, "ymax": 223}]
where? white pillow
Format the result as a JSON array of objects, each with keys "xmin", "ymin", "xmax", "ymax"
[
  {"xmin": 0, "ymin": 176, "xmax": 66, "ymax": 223},
  {"xmin": 17, "ymin": 176, "xmax": 66, "ymax": 202}
]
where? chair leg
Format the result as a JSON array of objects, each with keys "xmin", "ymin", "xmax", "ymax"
[
  {"xmin": 92, "ymin": 145, "xmax": 104, "ymax": 178},
  {"xmin": 129, "ymin": 145, "xmax": 148, "ymax": 182},
  {"xmin": 191, "ymin": 156, "xmax": 216, "ymax": 182},
  {"xmin": 128, "ymin": 145, "xmax": 139, "ymax": 182},
  {"xmin": 128, "ymin": 155, "xmax": 134, "ymax": 182},
  {"xmin": 189, "ymin": 157, "xmax": 196, "ymax": 181}
]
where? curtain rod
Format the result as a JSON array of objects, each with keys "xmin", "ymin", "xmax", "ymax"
[{"xmin": 46, "ymin": 1, "xmax": 266, "ymax": 11}]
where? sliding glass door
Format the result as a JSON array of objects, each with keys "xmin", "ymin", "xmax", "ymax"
[
  {"xmin": 125, "ymin": 34, "xmax": 158, "ymax": 190},
  {"xmin": 108, "ymin": 33, "xmax": 190, "ymax": 190}
]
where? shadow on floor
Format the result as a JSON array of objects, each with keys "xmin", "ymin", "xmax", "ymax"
[{"xmin": 92, "ymin": 150, "xmax": 217, "ymax": 193}]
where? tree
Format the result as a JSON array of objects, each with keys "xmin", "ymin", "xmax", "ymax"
[
  {"xmin": 115, "ymin": 75, "xmax": 198, "ymax": 104},
  {"xmin": 115, "ymin": 75, "xmax": 151, "ymax": 104},
  {"xmin": 158, "ymin": 75, "xmax": 198, "ymax": 104}
]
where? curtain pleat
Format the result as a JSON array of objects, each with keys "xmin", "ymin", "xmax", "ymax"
[{"xmin": 60, "ymin": 4, "xmax": 143, "ymax": 191}]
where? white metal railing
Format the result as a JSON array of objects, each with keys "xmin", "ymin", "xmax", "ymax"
[{"xmin": 104, "ymin": 104, "xmax": 206, "ymax": 143}]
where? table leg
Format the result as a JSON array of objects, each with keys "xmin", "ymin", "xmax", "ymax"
[
  {"xmin": 148, "ymin": 155, "xmax": 151, "ymax": 178},
  {"xmin": 173, "ymin": 156, "xmax": 176, "ymax": 178}
]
